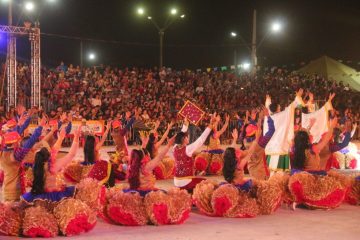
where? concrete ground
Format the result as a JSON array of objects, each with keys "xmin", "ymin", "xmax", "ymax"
[{"xmin": 1, "ymin": 142, "xmax": 359, "ymax": 239}]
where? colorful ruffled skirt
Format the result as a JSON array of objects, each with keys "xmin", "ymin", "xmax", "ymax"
[
  {"xmin": 64, "ymin": 160, "xmax": 112, "ymax": 185},
  {"xmin": 102, "ymin": 187, "xmax": 192, "ymax": 226},
  {"xmin": 194, "ymin": 149, "xmax": 224, "ymax": 175},
  {"xmin": 153, "ymin": 156, "xmax": 175, "ymax": 180},
  {"xmin": 192, "ymin": 178, "xmax": 282, "ymax": 218},
  {"xmin": 288, "ymin": 170, "xmax": 350, "ymax": 209},
  {"xmin": 4, "ymin": 179, "xmax": 101, "ymax": 237}
]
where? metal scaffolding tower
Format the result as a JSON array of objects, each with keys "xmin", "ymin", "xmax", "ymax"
[{"xmin": 0, "ymin": 24, "xmax": 41, "ymax": 110}]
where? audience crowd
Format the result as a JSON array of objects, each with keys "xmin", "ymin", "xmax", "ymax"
[{"xmin": 0, "ymin": 61, "xmax": 359, "ymax": 140}]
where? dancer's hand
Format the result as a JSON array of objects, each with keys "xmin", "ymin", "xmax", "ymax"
[
  {"xmin": 184, "ymin": 117, "xmax": 190, "ymax": 126},
  {"xmin": 225, "ymin": 114, "xmax": 230, "ymax": 122},
  {"xmin": 328, "ymin": 93, "xmax": 336, "ymax": 102},
  {"xmin": 59, "ymin": 127, "xmax": 67, "ymax": 139},
  {"xmin": 296, "ymin": 88, "xmax": 304, "ymax": 97},
  {"xmin": 232, "ymin": 129, "xmax": 238, "ymax": 141}
]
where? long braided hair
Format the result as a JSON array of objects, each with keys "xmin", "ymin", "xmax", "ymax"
[{"xmin": 31, "ymin": 147, "xmax": 50, "ymax": 195}]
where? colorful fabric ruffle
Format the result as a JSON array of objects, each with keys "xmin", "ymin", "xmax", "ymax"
[
  {"xmin": 153, "ymin": 156, "xmax": 175, "ymax": 180},
  {"xmin": 22, "ymin": 205, "xmax": 58, "ymax": 238},
  {"xmin": 105, "ymin": 187, "xmax": 191, "ymax": 226},
  {"xmin": 194, "ymin": 151, "xmax": 224, "ymax": 175},
  {"xmin": 345, "ymin": 176, "xmax": 360, "ymax": 205},
  {"xmin": 0, "ymin": 202, "xmax": 22, "ymax": 236},
  {"xmin": 193, "ymin": 179, "xmax": 282, "ymax": 218},
  {"xmin": 288, "ymin": 170, "xmax": 349, "ymax": 209},
  {"xmin": 21, "ymin": 186, "xmax": 75, "ymax": 203},
  {"xmin": 64, "ymin": 160, "xmax": 111, "ymax": 185},
  {"xmin": 53, "ymin": 198, "xmax": 97, "ymax": 236},
  {"xmin": 87, "ymin": 160, "xmax": 112, "ymax": 185}
]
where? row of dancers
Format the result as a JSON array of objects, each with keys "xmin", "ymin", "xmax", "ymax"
[{"xmin": 0, "ymin": 89, "xmax": 359, "ymax": 237}]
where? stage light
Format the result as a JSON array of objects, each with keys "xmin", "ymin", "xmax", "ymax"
[
  {"xmin": 24, "ymin": 1, "xmax": 35, "ymax": 11},
  {"xmin": 170, "ymin": 8, "xmax": 177, "ymax": 15},
  {"xmin": 180, "ymin": 14, "xmax": 185, "ymax": 18},
  {"xmin": 147, "ymin": 16, "xmax": 152, "ymax": 20},
  {"xmin": 230, "ymin": 32, "xmax": 237, "ymax": 37}
]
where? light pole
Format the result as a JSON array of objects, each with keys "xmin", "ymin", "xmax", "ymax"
[
  {"xmin": 251, "ymin": 9, "xmax": 283, "ymax": 75},
  {"xmin": 230, "ymin": 32, "xmax": 238, "ymax": 75},
  {"xmin": 137, "ymin": 7, "xmax": 185, "ymax": 69},
  {"xmin": 229, "ymin": 31, "xmax": 251, "ymax": 75}
]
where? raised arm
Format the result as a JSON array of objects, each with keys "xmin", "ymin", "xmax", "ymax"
[
  {"xmin": 42, "ymin": 125, "xmax": 58, "ymax": 143},
  {"xmin": 181, "ymin": 118, "xmax": 189, "ymax": 133},
  {"xmin": 312, "ymin": 93, "xmax": 336, "ymax": 153},
  {"xmin": 65, "ymin": 121, "xmax": 72, "ymax": 135},
  {"xmin": 155, "ymin": 121, "xmax": 174, "ymax": 148},
  {"xmin": 185, "ymin": 114, "xmax": 216, "ymax": 156},
  {"xmin": 53, "ymin": 127, "xmax": 66, "ymax": 153},
  {"xmin": 96, "ymin": 121, "xmax": 111, "ymax": 151},
  {"xmin": 313, "ymin": 117, "xmax": 337, "ymax": 153},
  {"xmin": 214, "ymin": 114, "xmax": 230, "ymax": 139},
  {"xmin": 258, "ymin": 116, "xmax": 275, "ymax": 148},
  {"xmin": 16, "ymin": 114, "xmax": 31, "ymax": 135},
  {"xmin": 52, "ymin": 127, "xmax": 81, "ymax": 173},
  {"xmin": 13, "ymin": 116, "xmax": 46, "ymax": 162},
  {"xmin": 145, "ymin": 136, "xmax": 175, "ymax": 173},
  {"xmin": 231, "ymin": 129, "xmax": 238, "ymax": 148},
  {"xmin": 290, "ymin": 88, "xmax": 305, "ymax": 108},
  {"xmin": 265, "ymin": 94, "xmax": 271, "ymax": 111},
  {"xmin": 14, "ymin": 126, "xmax": 43, "ymax": 162}
]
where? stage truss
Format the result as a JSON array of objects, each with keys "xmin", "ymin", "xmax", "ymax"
[{"xmin": 0, "ymin": 24, "xmax": 41, "ymax": 110}]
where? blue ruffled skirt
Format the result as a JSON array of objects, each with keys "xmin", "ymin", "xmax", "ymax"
[{"xmin": 21, "ymin": 186, "xmax": 75, "ymax": 203}]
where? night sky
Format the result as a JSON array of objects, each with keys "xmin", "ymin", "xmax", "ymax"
[{"xmin": 0, "ymin": 0, "xmax": 359, "ymax": 69}]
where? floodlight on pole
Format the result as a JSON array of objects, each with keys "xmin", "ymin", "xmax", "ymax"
[
  {"xmin": 88, "ymin": 53, "xmax": 96, "ymax": 61},
  {"xmin": 241, "ymin": 62, "xmax": 251, "ymax": 70},
  {"xmin": 271, "ymin": 21, "xmax": 282, "ymax": 33},
  {"xmin": 24, "ymin": 1, "xmax": 35, "ymax": 11},
  {"xmin": 137, "ymin": 7, "xmax": 145, "ymax": 15},
  {"xmin": 230, "ymin": 32, "xmax": 237, "ymax": 37},
  {"xmin": 170, "ymin": 8, "xmax": 177, "ymax": 15},
  {"xmin": 137, "ymin": 6, "xmax": 184, "ymax": 68}
]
